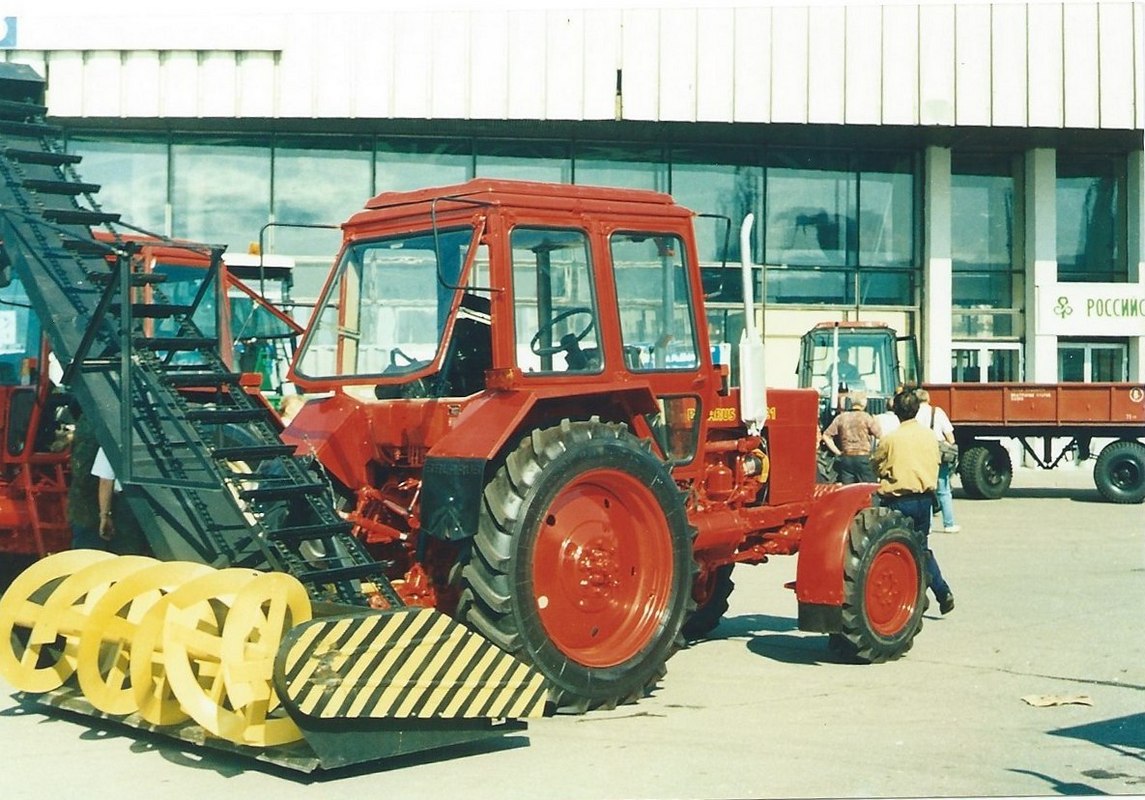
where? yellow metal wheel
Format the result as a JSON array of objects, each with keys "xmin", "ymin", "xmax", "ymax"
[
  {"xmin": 0, "ymin": 550, "xmax": 118, "ymax": 693},
  {"xmin": 75, "ymin": 561, "xmax": 214, "ymax": 715},
  {"xmin": 130, "ymin": 568, "xmax": 260, "ymax": 727},
  {"xmin": 176, "ymin": 571, "xmax": 312, "ymax": 746}
]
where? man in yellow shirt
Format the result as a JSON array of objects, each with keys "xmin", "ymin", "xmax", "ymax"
[{"xmin": 872, "ymin": 388, "xmax": 954, "ymax": 615}]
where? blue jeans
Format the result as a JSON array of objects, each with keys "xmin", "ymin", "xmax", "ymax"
[
  {"xmin": 835, "ymin": 454, "xmax": 877, "ymax": 484},
  {"xmin": 936, "ymin": 463, "xmax": 956, "ymax": 528},
  {"xmin": 879, "ymin": 492, "xmax": 952, "ymax": 601}
]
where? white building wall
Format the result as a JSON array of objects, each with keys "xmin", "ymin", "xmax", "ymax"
[{"xmin": 3, "ymin": 2, "xmax": 1140, "ymax": 130}]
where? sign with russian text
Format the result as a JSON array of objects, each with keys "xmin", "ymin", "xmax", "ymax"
[{"xmin": 1036, "ymin": 282, "xmax": 1145, "ymax": 337}]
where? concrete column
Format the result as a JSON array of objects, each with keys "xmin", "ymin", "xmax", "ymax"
[
  {"xmin": 1023, "ymin": 148, "xmax": 1058, "ymax": 382},
  {"xmin": 1128, "ymin": 150, "xmax": 1144, "ymax": 382},
  {"xmin": 922, "ymin": 146, "xmax": 952, "ymax": 382}
]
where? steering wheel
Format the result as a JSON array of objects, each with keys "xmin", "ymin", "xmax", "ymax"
[{"xmin": 530, "ymin": 307, "xmax": 595, "ymax": 357}]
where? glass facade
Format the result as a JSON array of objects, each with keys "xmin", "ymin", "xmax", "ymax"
[
  {"xmin": 1058, "ymin": 341, "xmax": 1128, "ymax": 382},
  {"xmin": 66, "ymin": 133, "xmax": 922, "ymax": 308},
  {"xmin": 1056, "ymin": 154, "xmax": 1127, "ymax": 283},
  {"xmin": 171, "ymin": 138, "xmax": 272, "ymax": 254},
  {"xmin": 272, "ymin": 136, "xmax": 373, "ymax": 258},
  {"xmin": 64, "ymin": 129, "xmax": 1139, "ymax": 385},
  {"xmin": 67, "ymin": 136, "xmax": 168, "ymax": 234},
  {"xmin": 763, "ymin": 150, "xmax": 914, "ymax": 305},
  {"xmin": 951, "ymin": 153, "xmax": 1019, "ymax": 338}
]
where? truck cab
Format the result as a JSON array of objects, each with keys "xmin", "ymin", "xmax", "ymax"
[{"xmin": 798, "ymin": 320, "xmax": 920, "ymax": 426}]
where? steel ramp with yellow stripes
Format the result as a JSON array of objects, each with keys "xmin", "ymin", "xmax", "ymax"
[
  {"xmin": 276, "ymin": 608, "xmax": 548, "ymax": 722},
  {"xmin": 271, "ymin": 608, "xmax": 550, "ymax": 770}
]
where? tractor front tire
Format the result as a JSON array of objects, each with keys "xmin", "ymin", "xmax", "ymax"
[
  {"xmin": 459, "ymin": 418, "xmax": 695, "ymax": 712},
  {"xmin": 1093, "ymin": 440, "xmax": 1145, "ymax": 504},
  {"xmin": 837, "ymin": 506, "xmax": 927, "ymax": 663},
  {"xmin": 681, "ymin": 564, "xmax": 735, "ymax": 642},
  {"xmin": 959, "ymin": 442, "xmax": 1012, "ymax": 499}
]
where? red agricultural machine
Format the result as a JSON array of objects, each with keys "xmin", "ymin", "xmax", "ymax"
[{"xmin": 0, "ymin": 62, "xmax": 929, "ymax": 770}]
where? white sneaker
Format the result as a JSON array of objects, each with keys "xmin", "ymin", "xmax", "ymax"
[{"xmin": 943, "ymin": 525, "xmax": 961, "ymax": 533}]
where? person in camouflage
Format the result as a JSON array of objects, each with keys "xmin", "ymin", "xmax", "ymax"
[
  {"xmin": 67, "ymin": 404, "xmax": 105, "ymax": 550},
  {"xmin": 820, "ymin": 391, "xmax": 882, "ymax": 484}
]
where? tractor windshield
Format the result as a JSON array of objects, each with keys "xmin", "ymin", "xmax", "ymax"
[
  {"xmin": 293, "ymin": 227, "xmax": 481, "ymax": 386},
  {"xmin": 802, "ymin": 328, "xmax": 898, "ymax": 399}
]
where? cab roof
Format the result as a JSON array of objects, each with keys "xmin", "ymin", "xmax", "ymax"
[{"xmin": 357, "ymin": 178, "xmax": 693, "ymax": 222}]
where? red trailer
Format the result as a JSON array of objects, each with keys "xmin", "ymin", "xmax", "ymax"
[{"xmin": 922, "ymin": 382, "xmax": 1145, "ymax": 503}]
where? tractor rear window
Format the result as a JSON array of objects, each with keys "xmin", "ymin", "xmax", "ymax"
[{"xmin": 610, "ymin": 232, "xmax": 699, "ymax": 372}]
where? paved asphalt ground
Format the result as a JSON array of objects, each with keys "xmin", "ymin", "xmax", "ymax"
[{"xmin": 1, "ymin": 463, "xmax": 1142, "ymax": 799}]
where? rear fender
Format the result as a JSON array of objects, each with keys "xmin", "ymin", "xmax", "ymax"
[
  {"xmin": 422, "ymin": 385, "xmax": 658, "ymax": 541},
  {"xmin": 794, "ymin": 483, "xmax": 877, "ymax": 608}
]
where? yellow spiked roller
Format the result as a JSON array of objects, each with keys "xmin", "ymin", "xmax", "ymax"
[
  {"xmin": 169, "ymin": 570, "xmax": 312, "ymax": 747},
  {"xmin": 128, "ymin": 567, "xmax": 262, "ymax": 727}
]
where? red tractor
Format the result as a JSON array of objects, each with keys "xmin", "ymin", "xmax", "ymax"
[
  {"xmin": 0, "ymin": 66, "xmax": 928, "ymax": 767},
  {"xmin": 281, "ymin": 179, "xmax": 930, "ymax": 709}
]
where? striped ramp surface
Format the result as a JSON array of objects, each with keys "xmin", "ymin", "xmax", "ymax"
[{"xmin": 274, "ymin": 608, "xmax": 549, "ymax": 721}]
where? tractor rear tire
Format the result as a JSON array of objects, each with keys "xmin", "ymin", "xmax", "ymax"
[
  {"xmin": 458, "ymin": 418, "xmax": 695, "ymax": 712},
  {"xmin": 959, "ymin": 442, "xmax": 1012, "ymax": 499},
  {"xmin": 681, "ymin": 564, "xmax": 735, "ymax": 641},
  {"xmin": 1094, "ymin": 440, "xmax": 1145, "ymax": 504},
  {"xmin": 837, "ymin": 506, "xmax": 927, "ymax": 663}
]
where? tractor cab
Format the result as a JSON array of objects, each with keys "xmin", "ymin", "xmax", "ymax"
[
  {"xmin": 0, "ymin": 265, "xmax": 71, "ymax": 560},
  {"xmin": 290, "ymin": 185, "xmax": 707, "ymax": 407}
]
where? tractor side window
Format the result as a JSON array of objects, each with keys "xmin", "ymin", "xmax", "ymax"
[
  {"xmin": 611, "ymin": 232, "xmax": 699, "ymax": 371},
  {"xmin": 644, "ymin": 395, "xmax": 700, "ymax": 464},
  {"xmin": 511, "ymin": 228, "xmax": 600, "ymax": 374}
]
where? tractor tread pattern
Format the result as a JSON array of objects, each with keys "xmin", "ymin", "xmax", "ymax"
[{"xmin": 458, "ymin": 417, "xmax": 695, "ymax": 712}]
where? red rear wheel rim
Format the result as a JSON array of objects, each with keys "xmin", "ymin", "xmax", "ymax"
[
  {"xmin": 531, "ymin": 468, "xmax": 674, "ymax": 668},
  {"xmin": 864, "ymin": 541, "xmax": 919, "ymax": 637}
]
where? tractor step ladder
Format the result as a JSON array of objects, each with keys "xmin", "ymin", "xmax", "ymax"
[{"xmin": 0, "ymin": 64, "xmax": 399, "ymax": 607}]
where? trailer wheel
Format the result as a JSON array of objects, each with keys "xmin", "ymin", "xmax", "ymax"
[
  {"xmin": 459, "ymin": 418, "xmax": 695, "ymax": 711},
  {"xmin": 681, "ymin": 564, "xmax": 735, "ymax": 641},
  {"xmin": 837, "ymin": 507, "xmax": 926, "ymax": 663},
  {"xmin": 1094, "ymin": 440, "xmax": 1145, "ymax": 504},
  {"xmin": 959, "ymin": 442, "xmax": 1012, "ymax": 499}
]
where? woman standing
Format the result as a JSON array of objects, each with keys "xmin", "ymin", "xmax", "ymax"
[{"xmin": 916, "ymin": 388, "xmax": 960, "ymax": 533}]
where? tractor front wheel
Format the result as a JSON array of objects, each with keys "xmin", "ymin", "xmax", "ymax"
[
  {"xmin": 681, "ymin": 564, "xmax": 735, "ymax": 641},
  {"xmin": 459, "ymin": 418, "xmax": 695, "ymax": 711},
  {"xmin": 836, "ymin": 506, "xmax": 927, "ymax": 663}
]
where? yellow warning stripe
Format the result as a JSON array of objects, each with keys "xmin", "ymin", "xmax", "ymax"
[{"xmin": 279, "ymin": 609, "xmax": 548, "ymax": 720}]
